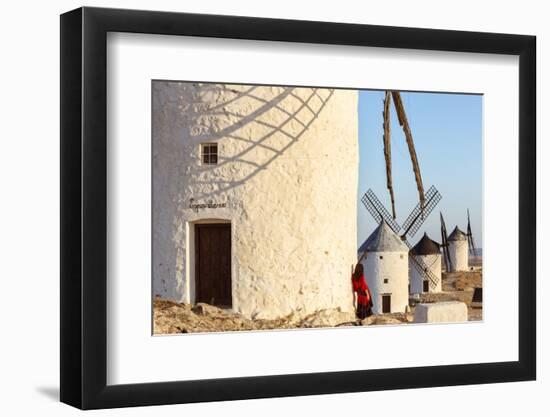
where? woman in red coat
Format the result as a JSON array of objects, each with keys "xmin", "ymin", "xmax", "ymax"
[{"xmin": 352, "ymin": 263, "xmax": 373, "ymax": 319}]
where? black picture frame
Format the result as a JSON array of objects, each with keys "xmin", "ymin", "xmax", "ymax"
[{"xmin": 60, "ymin": 6, "xmax": 536, "ymax": 410}]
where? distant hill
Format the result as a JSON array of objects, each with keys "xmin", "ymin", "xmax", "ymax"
[
  {"xmin": 469, "ymin": 248, "xmax": 482, "ymax": 267},
  {"xmin": 471, "ymin": 248, "xmax": 482, "ymax": 257}
]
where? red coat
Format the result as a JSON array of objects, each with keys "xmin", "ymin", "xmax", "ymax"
[{"xmin": 352, "ymin": 274, "xmax": 372, "ymax": 305}]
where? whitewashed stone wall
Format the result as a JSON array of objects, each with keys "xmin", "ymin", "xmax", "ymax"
[
  {"xmin": 413, "ymin": 301, "xmax": 468, "ymax": 323},
  {"xmin": 152, "ymin": 82, "xmax": 358, "ymax": 319},
  {"xmin": 449, "ymin": 240, "xmax": 469, "ymax": 272},
  {"xmin": 409, "ymin": 254, "xmax": 442, "ymax": 294},
  {"xmin": 361, "ymin": 251, "xmax": 409, "ymax": 314}
]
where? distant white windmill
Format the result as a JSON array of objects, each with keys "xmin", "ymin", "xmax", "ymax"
[
  {"xmin": 440, "ymin": 210, "xmax": 478, "ymax": 272},
  {"xmin": 409, "ymin": 233, "xmax": 442, "ymax": 294}
]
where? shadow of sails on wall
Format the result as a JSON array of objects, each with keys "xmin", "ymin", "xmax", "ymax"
[{"xmin": 160, "ymin": 83, "xmax": 336, "ymax": 199}]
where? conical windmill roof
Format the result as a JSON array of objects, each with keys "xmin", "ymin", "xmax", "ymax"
[
  {"xmin": 358, "ymin": 220, "xmax": 408, "ymax": 253},
  {"xmin": 411, "ymin": 232, "xmax": 441, "ymax": 255},
  {"xmin": 448, "ymin": 226, "xmax": 467, "ymax": 241}
]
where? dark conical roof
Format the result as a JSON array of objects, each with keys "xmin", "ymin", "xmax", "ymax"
[
  {"xmin": 411, "ymin": 232, "xmax": 440, "ymax": 255},
  {"xmin": 448, "ymin": 226, "xmax": 467, "ymax": 241},
  {"xmin": 358, "ymin": 220, "xmax": 408, "ymax": 253}
]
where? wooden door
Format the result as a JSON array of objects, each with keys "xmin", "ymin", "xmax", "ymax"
[
  {"xmin": 423, "ymin": 280, "xmax": 429, "ymax": 292},
  {"xmin": 382, "ymin": 295, "xmax": 391, "ymax": 313},
  {"xmin": 195, "ymin": 223, "xmax": 232, "ymax": 308}
]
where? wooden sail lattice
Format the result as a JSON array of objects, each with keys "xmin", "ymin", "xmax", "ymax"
[
  {"xmin": 401, "ymin": 186, "xmax": 442, "ymax": 238},
  {"xmin": 361, "ymin": 186, "xmax": 442, "ymax": 290},
  {"xmin": 361, "ymin": 189, "xmax": 401, "ymax": 235}
]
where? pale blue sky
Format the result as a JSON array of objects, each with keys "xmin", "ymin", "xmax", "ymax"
[{"xmin": 357, "ymin": 90, "xmax": 483, "ymax": 249}]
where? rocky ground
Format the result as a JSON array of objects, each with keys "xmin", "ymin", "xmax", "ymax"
[
  {"xmin": 154, "ymin": 269, "xmax": 482, "ymax": 334},
  {"xmin": 154, "ymin": 300, "xmax": 355, "ymax": 334},
  {"xmin": 438, "ymin": 269, "xmax": 483, "ymax": 321},
  {"xmin": 153, "ymin": 300, "xmax": 415, "ymax": 334}
]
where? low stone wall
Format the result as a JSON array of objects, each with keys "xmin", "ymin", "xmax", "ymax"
[{"xmin": 413, "ymin": 301, "xmax": 468, "ymax": 324}]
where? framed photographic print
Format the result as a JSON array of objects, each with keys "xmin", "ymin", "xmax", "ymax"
[{"xmin": 60, "ymin": 6, "xmax": 536, "ymax": 410}]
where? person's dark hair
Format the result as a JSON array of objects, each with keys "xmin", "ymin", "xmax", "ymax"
[{"xmin": 352, "ymin": 263, "xmax": 364, "ymax": 280}]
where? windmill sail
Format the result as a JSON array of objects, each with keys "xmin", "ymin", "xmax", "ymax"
[
  {"xmin": 440, "ymin": 212, "xmax": 453, "ymax": 272},
  {"xmin": 401, "ymin": 185, "xmax": 442, "ymax": 238},
  {"xmin": 391, "ymin": 91, "xmax": 425, "ymax": 213},
  {"xmin": 360, "ymin": 187, "xmax": 442, "ymax": 290},
  {"xmin": 382, "ymin": 91, "xmax": 396, "ymax": 219},
  {"xmin": 467, "ymin": 209, "xmax": 477, "ymax": 257},
  {"xmin": 403, "ymin": 189, "xmax": 443, "ymax": 290},
  {"xmin": 361, "ymin": 189, "xmax": 401, "ymax": 235}
]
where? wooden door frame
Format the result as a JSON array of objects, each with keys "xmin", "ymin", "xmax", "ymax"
[
  {"xmin": 381, "ymin": 294, "xmax": 391, "ymax": 313},
  {"xmin": 194, "ymin": 222, "xmax": 232, "ymax": 307}
]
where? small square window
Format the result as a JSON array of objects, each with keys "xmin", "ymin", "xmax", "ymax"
[
  {"xmin": 384, "ymin": 278, "xmax": 389, "ymax": 284},
  {"xmin": 379, "ymin": 255, "xmax": 383, "ymax": 259},
  {"xmin": 201, "ymin": 143, "xmax": 218, "ymax": 165}
]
